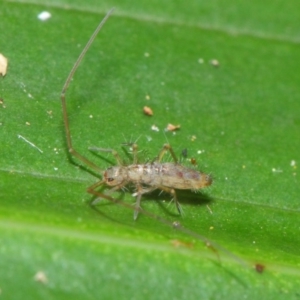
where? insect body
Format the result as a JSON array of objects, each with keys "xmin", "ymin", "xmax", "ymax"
[
  {"xmin": 98, "ymin": 143, "xmax": 212, "ymax": 219},
  {"xmin": 61, "ymin": 8, "xmax": 212, "ymax": 220},
  {"xmin": 59, "ymin": 8, "xmax": 250, "ymax": 268},
  {"xmin": 116, "ymin": 162, "xmax": 211, "ymax": 191}
]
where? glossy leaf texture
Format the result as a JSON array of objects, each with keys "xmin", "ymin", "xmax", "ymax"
[{"xmin": 0, "ymin": 0, "xmax": 299, "ymax": 299}]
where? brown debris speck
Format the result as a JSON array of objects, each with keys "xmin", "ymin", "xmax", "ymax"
[
  {"xmin": 190, "ymin": 158, "xmax": 197, "ymax": 166},
  {"xmin": 255, "ymin": 263, "xmax": 265, "ymax": 274},
  {"xmin": 166, "ymin": 123, "xmax": 180, "ymax": 131},
  {"xmin": 143, "ymin": 106, "xmax": 153, "ymax": 116}
]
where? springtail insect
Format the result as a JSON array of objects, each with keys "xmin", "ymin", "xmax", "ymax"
[
  {"xmin": 60, "ymin": 8, "xmax": 247, "ymax": 267},
  {"xmin": 61, "ymin": 8, "xmax": 212, "ymax": 220}
]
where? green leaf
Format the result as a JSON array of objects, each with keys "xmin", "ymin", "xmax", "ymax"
[{"xmin": 1, "ymin": 0, "xmax": 299, "ymax": 298}]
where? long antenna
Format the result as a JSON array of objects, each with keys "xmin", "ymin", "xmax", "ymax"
[
  {"xmin": 60, "ymin": 9, "xmax": 250, "ymax": 269},
  {"xmin": 61, "ymin": 8, "xmax": 115, "ymax": 172}
]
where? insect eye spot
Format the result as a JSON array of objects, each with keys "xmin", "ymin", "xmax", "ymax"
[{"xmin": 107, "ymin": 178, "xmax": 115, "ymax": 182}]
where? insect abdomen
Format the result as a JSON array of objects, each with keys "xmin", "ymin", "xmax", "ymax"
[
  {"xmin": 160, "ymin": 163, "xmax": 212, "ymax": 190},
  {"xmin": 127, "ymin": 162, "xmax": 212, "ymax": 190}
]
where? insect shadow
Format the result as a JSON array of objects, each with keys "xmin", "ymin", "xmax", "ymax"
[
  {"xmin": 87, "ymin": 176, "xmax": 213, "ymax": 218},
  {"xmin": 143, "ymin": 189, "xmax": 213, "ymax": 217}
]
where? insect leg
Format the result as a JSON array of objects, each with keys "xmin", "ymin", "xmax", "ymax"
[
  {"xmin": 156, "ymin": 144, "xmax": 178, "ymax": 163},
  {"xmin": 89, "ymin": 147, "xmax": 123, "ymax": 166},
  {"xmin": 132, "ymin": 185, "xmax": 157, "ymax": 220},
  {"xmin": 88, "ymin": 185, "xmax": 247, "ymax": 267},
  {"xmin": 133, "ymin": 186, "xmax": 142, "ymax": 220},
  {"xmin": 88, "ymin": 179, "xmax": 127, "ymax": 205},
  {"xmin": 87, "ymin": 180, "xmax": 109, "ymax": 205},
  {"xmin": 153, "ymin": 145, "xmax": 184, "ymax": 214},
  {"xmin": 158, "ymin": 186, "xmax": 183, "ymax": 215},
  {"xmin": 121, "ymin": 142, "xmax": 138, "ymax": 164},
  {"xmin": 131, "ymin": 143, "xmax": 138, "ymax": 164}
]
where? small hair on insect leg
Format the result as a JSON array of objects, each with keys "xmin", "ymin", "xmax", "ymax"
[
  {"xmin": 167, "ymin": 198, "xmax": 184, "ymax": 216},
  {"xmin": 121, "ymin": 134, "xmax": 141, "ymax": 146}
]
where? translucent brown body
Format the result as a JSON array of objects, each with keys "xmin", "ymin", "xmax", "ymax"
[
  {"xmin": 98, "ymin": 144, "xmax": 212, "ymax": 219},
  {"xmin": 105, "ymin": 162, "xmax": 212, "ymax": 190},
  {"xmin": 60, "ymin": 9, "xmax": 212, "ymax": 219},
  {"xmin": 60, "ymin": 8, "xmax": 247, "ymax": 267}
]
